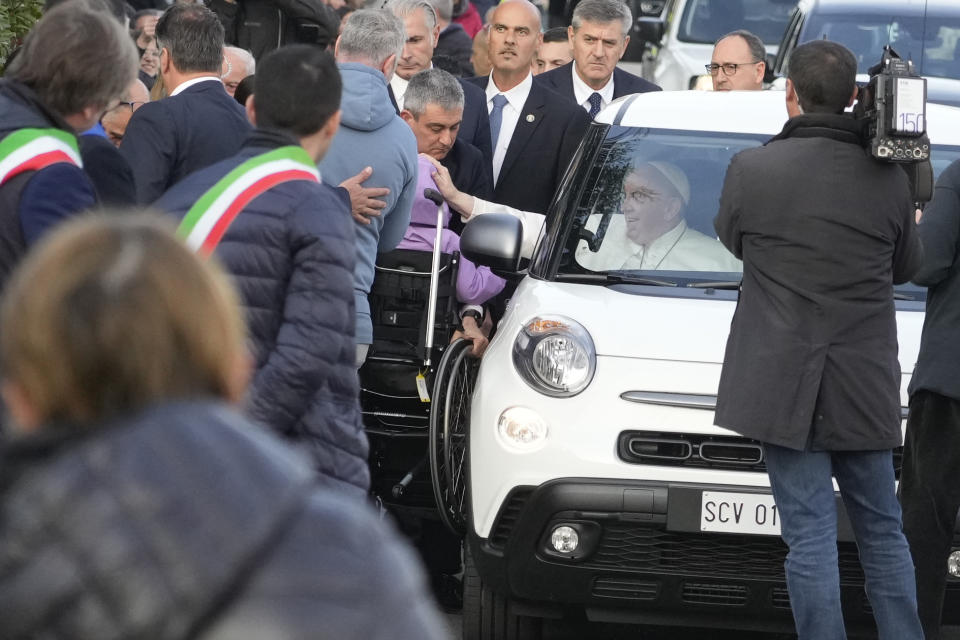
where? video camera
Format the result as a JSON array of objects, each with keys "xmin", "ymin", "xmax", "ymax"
[{"xmin": 854, "ymin": 46, "xmax": 933, "ymax": 202}]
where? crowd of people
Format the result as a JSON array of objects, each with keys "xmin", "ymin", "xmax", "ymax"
[{"xmin": 0, "ymin": 0, "xmax": 959, "ymax": 638}]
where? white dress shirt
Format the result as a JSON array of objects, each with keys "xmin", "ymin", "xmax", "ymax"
[
  {"xmin": 390, "ymin": 73, "xmax": 410, "ymax": 110},
  {"xmin": 169, "ymin": 76, "xmax": 223, "ymax": 97},
  {"xmin": 571, "ymin": 65, "xmax": 614, "ymax": 115},
  {"xmin": 486, "ymin": 72, "xmax": 533, "ymax": 185}
]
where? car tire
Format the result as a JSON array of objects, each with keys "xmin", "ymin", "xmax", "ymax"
[{"xmin": 462, "ymin": 546, "xmax": 543, "ymax": 640}]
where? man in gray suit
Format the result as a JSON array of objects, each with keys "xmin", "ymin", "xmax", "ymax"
[{"xmin": 713, "ymin": 40, "xmax": 923, "ymax": 640}]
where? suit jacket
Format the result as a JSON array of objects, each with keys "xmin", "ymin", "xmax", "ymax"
[
  {"xmin": 535, "ymin": 62, "xmax": 661, "ymax": 112},
  {"xmin": 713, "ymin": 114, "xmax": 922, "ymax": 452},
  {"xmin": 388, "ymin": 77, "xmax": 493, "ymax": 182},
  {"xmin": 463, "ymin": 76, "xmax": 591, "ymax": 216},
  {"xmin": 120, "ymin": 80, "xmax": 252, "ymax": 204}
]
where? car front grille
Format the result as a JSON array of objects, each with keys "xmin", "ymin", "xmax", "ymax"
[
  {"xmin": 587, "ymin": 524, "xmax": 866, "ymax": 585},
  {"xmin": 489, "ymin": 486, "xmax": 535, "ymax": 549},
  {"xmin": 617, "ymin": 431, "xmax": 903, "ymax": 478}
]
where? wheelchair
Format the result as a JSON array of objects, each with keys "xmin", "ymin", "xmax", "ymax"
[{"xmin": 359, "ymin": 234, "xmax": 476, "ymax": 537}]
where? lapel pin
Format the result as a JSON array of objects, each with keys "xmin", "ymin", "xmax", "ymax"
[{"xmin": 526, "ymin": 114, "xmax": 535, "ymax": 123}]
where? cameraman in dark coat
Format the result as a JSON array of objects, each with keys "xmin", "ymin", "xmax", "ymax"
[
  {"xmin": 901, "ymin": 158, "xmax": 960, "ymax": 640},
  {"xmin": 209, "ymin": 0, "xmax": 341, "ymax": 59},
  {"xmin": 713, "ymin": 40, "xmax": 924, "ymax": 640},
  {"xmin": 156, "ymin": 45, "xmax": 369, "ymax": 496}
]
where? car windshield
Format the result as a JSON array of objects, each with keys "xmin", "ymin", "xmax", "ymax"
[
  {"xmin": 677, "ymin": 0, "xmax": 796, "ymax": 45},
  {"xmin": 803, "ymin": 14, "xmax": 960, "ymax": 80},
  {"xmin": 556, "ymin": 125, "xmax": 960, "ymax": 302}
]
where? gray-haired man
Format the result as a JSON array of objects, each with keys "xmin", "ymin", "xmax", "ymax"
[{"xmin": 318, "ymin": 9, "xmax": 418, "ymax": 367}]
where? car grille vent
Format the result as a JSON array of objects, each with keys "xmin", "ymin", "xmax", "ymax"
[
  {"xmin": 592, "ymin": 577, "xmax": 660, "ymax": 601},
  {"xmin": 770, "ymin": 587, "xmax": 791, "ymax": 609},
  {"xmin": 489, "ymin": 486, "xmax": 535, "ymax": 549},
  {"xmin": 588, "ymin": 525, "xmax": 866, "ymax": 585},
  {"xmin": 682, "ymin": 582, "xmax": 748, "ymax": 606},
  {"xmin": 618, "ymin": 431, "xmax": 903, "ymax": 478}
]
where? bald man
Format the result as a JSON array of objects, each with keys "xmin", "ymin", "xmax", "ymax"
[
  {"xmin": 710, "ymin": 30, "xmax": 766, "ymax": 92},
  {"xmin": 462, "ymin": 0, "xmax": 589, "ymax": 217},
  {"xmin": 100, "ymin": 78, "xmax": 150, "ymax": 147}
]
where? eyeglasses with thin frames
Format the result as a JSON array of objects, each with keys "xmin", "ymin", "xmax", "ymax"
[{"xmin": 705, "ymin": 61, "xmax": 761, "ymax": 76}]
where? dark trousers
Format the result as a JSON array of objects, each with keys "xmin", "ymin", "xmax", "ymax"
[{"xmin": 901, "ymin": 390, "xmax": 960, "ymax": 640}]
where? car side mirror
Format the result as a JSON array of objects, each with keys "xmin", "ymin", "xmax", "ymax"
[
  {"xmin": 460, "ymin": 213, "xmax": 523, "ymax": 273},
  {"xmin": 633, "ymin": 16, "xmax": 665, "ymax": 46}
]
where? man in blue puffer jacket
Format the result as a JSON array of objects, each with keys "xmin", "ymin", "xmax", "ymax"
[
  {"xmin": 156, "ymin": 45, "xmax": 369, "ymax": 496},
  {"xmin": 320, "ymin": 9, "xmax": 419, "ymax": 367}
]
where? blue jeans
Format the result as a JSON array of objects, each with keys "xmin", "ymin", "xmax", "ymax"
[{"xmin": 763, "ymin": 444, "xmax": 923, "ymax": 640}]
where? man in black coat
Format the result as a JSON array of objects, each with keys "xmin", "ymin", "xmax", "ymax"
[
  {"xmin": 900, "ymin": 158, "xmax": 960, "ymax": 640},
  {"xmin": 121, "ymin": 4, "xmax": 251, "ymax": 204},
  {"xmin": 464, "ymin": 0, "xmax": 590, "ymax": 216},
  {"xmin": 713, "ymin": 40, "xmax": 923, "ymax": 640},
  {"xmin": 535, "ymin": 0, "xmax": 659, "ymax": 118},
  {"xmin": 209, "ymin": 0, "xmax": 340, "ymax": 60}
]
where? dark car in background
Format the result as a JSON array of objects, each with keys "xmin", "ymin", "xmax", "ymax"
[{"xmin": 773, "ymin": 0, "xmax": 960, "ymax": 107}]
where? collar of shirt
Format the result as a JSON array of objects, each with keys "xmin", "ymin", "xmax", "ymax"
[
  {"xmin": 390, "ymin": 74, "xmax": 410, "ymax": 110},
  {"xmin": 571, "ymin": 64, "xmax": 614, "ymax": 112},
  {"xmin": 486, "ymin": 71, "xmax": 533, "ymax": 112},
  {"xmin": 169, "ymin": 76, "xmax": 223, "ymax": 97},
  {"xmin": 620, "ymin": 219, "xmax": 688, "ymax": 270}
]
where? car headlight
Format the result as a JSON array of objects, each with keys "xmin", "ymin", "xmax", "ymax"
[{"xmin": 512, "ymin": 316, "xmax": 596, "ymax": 397}]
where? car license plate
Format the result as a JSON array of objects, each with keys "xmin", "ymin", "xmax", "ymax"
[{"xmin": 701, "ymin": 491, "xmax": 781, "ymax": 536}]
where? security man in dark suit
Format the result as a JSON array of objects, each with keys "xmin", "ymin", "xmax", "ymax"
[
  {"xmin": 388, "ymin": 0, "xmax": 492, "ymax": 176},
  {"xmin": 121, "ymin": 3, "xmax": 252, "ymax": 204},
  {"xmin": 463, "ymin": 0, "xmax": 590, "ymax": 216},
  {"xmin": 536, "ymin": 0, "xmax": 659, "ymax": 118}
]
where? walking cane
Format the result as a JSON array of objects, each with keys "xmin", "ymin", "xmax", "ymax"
[{"xmin": 422, "ymin": 188, "xmax": 446, "ymax": 367}]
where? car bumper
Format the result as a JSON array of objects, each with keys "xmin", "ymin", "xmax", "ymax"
[{"xmin": 469, "ymin": 477, "xmax": 960, "ymax": 633}]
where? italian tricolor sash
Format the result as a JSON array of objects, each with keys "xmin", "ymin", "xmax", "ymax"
[
  {"xmin": 177, "ymin": 146, "xmax": 320, "ymax": 256},
  {"xmin": 0, "ymin": 128, "xmax": 82, "ymax": 187}
]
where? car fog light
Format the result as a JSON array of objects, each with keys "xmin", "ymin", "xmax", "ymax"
[
  {"xmin": 949, "ymin": 551, "xmax": 960, "ymax": 578},
  {"xmin": 497, "ymin": 406, "xmax": 548, "ymax": 449},
  {"xmin": 551, "ymin": 526, "xmax": 579, "ymax": 553}
]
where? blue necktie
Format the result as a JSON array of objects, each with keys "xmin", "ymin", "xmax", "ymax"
[
  {"xmin": 489, "ymin": 94, "xmax": 508, "ymax": 150},
  {"xmin": 588, "ymin": 92, "xmax": 602, "ymax": 118}
]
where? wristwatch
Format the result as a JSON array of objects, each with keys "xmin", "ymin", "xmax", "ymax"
[{"xmin": 461, "ymin": 309, "xmax": 483, "ymax": 323}]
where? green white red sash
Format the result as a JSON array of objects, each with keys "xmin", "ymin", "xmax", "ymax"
[
  {"xmin": 177, "ymin": 146, "xmax": 320, "ymax": 255},
  {"xmin": 0, "ymin": 128, "xmax": 82, "ymax": 186}
]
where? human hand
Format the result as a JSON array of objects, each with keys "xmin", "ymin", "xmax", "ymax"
[
  {"xmin": 340, "ymin": 166, "xmax": 389, "ymax": 225},
  {"xmin": 323, "ymin": 0, "xmax": 346, "ymax": 8},
  {"xmin": 453, "ymin": 316, "xmax": 489, "ymax": 358},
  {"xmin": 420, "ymin": 153, "xmax": 473, "ymax": 217},
  {"xmin": 916, "ymin": 207, "xmax": 923, "ymax": 224}
]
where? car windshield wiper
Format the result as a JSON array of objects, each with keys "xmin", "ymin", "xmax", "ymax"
[
  {"xmin": 555, "ymin": 272, "xmax": 679, "ymax": 287},
  {"xmin": 687, "ymin": 280, "xmax": 741, "ymax": 289}
]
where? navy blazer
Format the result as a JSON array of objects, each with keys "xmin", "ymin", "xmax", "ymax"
[
  {"xmin": 535, "ymin": 62, "xmax": 661, "ymax": 112},
  {"xmin": 120, "ymin": 80, "xmax": 252, "ymax": 204},
  {"xmin": 463, "ymin": 76, "xmax": 591, "ymax": 216}
]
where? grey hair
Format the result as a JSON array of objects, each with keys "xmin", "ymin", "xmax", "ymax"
[
  {"xmin": 224, "ymin": 46, "xmax": 256, "ymax": 75},
  {"xmin": 388, "ymin": 0, "xmax": 438, "ymax": 32},
  {"xmin": 571, "ymin": 0, "xmax": 632, "ymax": 38},
  {"xmin": 426, "ymin": 0, "xmax": 452, "ymax": 22},
  {"xmin": 717, "ymin": 30, "xmax": 767, "ymax": 63},
  {"xmin": 338, "ymin": 9, "xmax": 406, "ymax": 67},
  {"xmin": 155, "ymin": 3, "xmax": 224, "ymax": 74},
  {"xmin": 404, "ymin": 68, "xmax": 464, "ymax": 116}
]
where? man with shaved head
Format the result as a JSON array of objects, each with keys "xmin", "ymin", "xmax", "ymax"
[
  {"xmin": 100, "ymin": 79, "xmax": 150, "ymax": 147},
  {"xmin": 462, "ymin": 0, "xmax": 589, "ymax": 216}
]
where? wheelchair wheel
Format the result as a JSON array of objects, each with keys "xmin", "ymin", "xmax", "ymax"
[{"xmin": 429, "ymin": 338, "xmax": 477, "ymax": 536}]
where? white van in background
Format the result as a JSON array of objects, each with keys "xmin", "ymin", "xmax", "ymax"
[{"xmin": 651, "ymin": 0, "xmax": 796, "ymax": 90}]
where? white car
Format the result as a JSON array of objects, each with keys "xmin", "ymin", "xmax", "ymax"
[{"xmin": 449, "ymin": 90, "xmax": 960, "ymax": 639}]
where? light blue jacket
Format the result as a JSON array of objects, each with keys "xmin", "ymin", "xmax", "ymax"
[{"xmin": 319, "ymin": 63, "xmax": 418, "ymax": 344}]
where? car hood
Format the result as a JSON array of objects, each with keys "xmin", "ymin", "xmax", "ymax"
[{"xmin": 926, "ymin": 77, "xmax": 960, "ymax": 108}]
